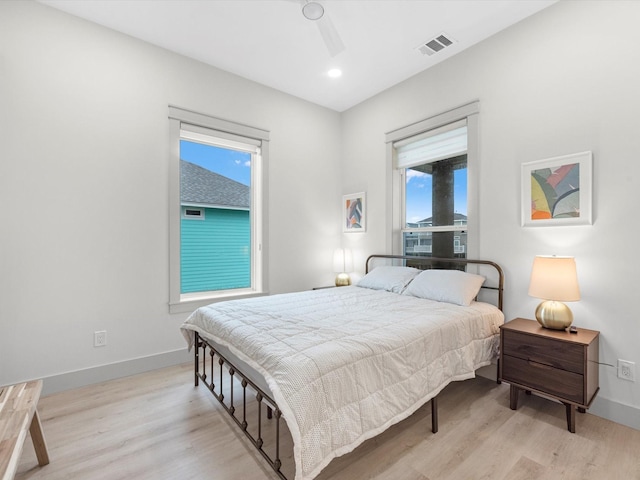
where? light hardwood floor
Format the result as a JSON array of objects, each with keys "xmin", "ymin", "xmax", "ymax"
[{"xmin": 16, "ymin": 363, "xmax": 640, "ymax": 480}]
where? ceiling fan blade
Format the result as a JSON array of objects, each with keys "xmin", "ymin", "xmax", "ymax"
[{"xmin": 316, "ymin": 14, "xmax": 345, "ymax": 57}]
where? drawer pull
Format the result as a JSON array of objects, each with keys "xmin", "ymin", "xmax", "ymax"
[{"xmin": 528, "ymin": 359, "xmax": 554, "ymax": 369}]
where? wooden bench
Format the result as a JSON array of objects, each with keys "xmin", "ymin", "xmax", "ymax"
[{"xmin": 0, "ymin": 380, "xmax": 50, "ymax": 480}]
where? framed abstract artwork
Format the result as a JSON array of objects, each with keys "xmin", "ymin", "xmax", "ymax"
[
  {"xmin": 521, "ymin": 151, "xmax": 592, "ymax": 227},
  {"xmin": 343, "ymin": 192, "xmax": 366, "ymax": 232}
]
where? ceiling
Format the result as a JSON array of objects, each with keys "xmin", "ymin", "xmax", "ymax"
[{"xmin": 38, "ymin": 0, "xmax": 557, "ymax": 112}]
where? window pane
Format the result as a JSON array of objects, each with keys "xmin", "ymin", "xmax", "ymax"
[
  {"xmin": 405, "ymin": 155, "xmax": 467, "ymax": 228},
  {"xmin": 403, "ymin": 231, "xmax": 467, "ymax": 258},
  {"xmin": 180, "ymin": 139, "xmax": 251, "ymax": 293}
]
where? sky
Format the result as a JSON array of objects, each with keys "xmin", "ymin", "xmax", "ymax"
[
  {"xmin": 180, "ymin": 140, "xmax": 251, "ymax": 186},
  {"xmin": 406, "ymin": 168, "xmax": 467, "ymax": 224},
  {"xmin": 181, "ymin": 139, "xmax": 466, "ymax": 224}
]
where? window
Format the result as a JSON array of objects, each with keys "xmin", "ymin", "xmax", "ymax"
[
  {"xmin": 386, "ymin": 102, "xmax": 479, "ymax": 259},
  {"xmin": 169, "ymin": 107, "xmax": 269, "ymax": 313},
  {"xmin": 399, "ymin": 122, "xmax": 468, "ymax": 258}
]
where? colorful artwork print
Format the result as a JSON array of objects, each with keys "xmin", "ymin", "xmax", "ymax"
[
  {"xmin": 343, "ymin": 192, "xmax": 366, "ymax": 232},
  {"xmin": 530, "ymin": 163, "xmax": 580, "ymax": 220},
  {"xmin": 346, "ymin": 198, "xmax": 362, "ymax": 228},
  {"xmin": 521, "ymin": 151, "xmax": 592, "ymax": 227}
]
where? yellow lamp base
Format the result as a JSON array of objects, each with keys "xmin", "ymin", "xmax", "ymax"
[
  {"xmin": 335, "ymin": 273, "xmax": 351, "ymax": 287},
  {"xmin": 535, "ymin": 300, "xmax": 573, "ymax": 330}
]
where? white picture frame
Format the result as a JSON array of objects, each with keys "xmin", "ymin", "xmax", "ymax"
[
  {"xmin": 521, "ymin": 151, "xmax": 592, "ymax": 227},
  {"xmin": 343, "ymin": 192, "xmax": 366, "ymax": 232}
]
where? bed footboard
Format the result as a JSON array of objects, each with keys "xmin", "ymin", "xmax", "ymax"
[
  {"xmin": 194, "ymin": 331, "xmax": 287, "ymax": 480},
  {"xmin": 194, "ymin": 332, "xmax": 439, "ymax": 479}
]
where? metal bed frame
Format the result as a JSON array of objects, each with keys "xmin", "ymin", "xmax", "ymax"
[
  {"xmin": 193, "ymin": 255, "xmax": 504, "ymax": 480},
  {"xmin": 194, "ymin": 332, "xmax": 286, "ymax": 478},
  {"xmin": 365, "ymin": 255, "xmax": 504, "ymax": 310}
]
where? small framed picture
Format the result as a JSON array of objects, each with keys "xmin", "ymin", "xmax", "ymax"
[
  {"xmin": 343, "ymin": 192, "xmax": 366, "ymax": 232},
  {"xmin": 521, "ymin": 151, "xmax": 592, "ymax": 227}
]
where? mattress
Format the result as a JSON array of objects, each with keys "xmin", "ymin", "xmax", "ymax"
[{"xmin": 181, "ymin": 285, "xmax": 504, "ymax": 480}]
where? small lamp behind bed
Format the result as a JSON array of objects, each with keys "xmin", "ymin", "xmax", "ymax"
[
  {"xmin": 528, "ymin": 255, "xmax": 580, "ymax": 330},
  {"xmin": 333, "ymin": 248, "xmax": 354, "ymax": 286}
]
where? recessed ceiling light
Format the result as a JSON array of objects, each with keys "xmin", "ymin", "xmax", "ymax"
[{"xmin": 327, "ymin": 68, "xmax": 342, "ymax": 78}]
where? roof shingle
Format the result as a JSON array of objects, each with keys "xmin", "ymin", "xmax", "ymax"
[{"xmin": 180, "ymin": 160, "xmax": 250, "ymax": 209}]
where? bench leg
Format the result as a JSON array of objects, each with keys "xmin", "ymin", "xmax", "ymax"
[{"xmin": 29, "ymin": 409, "xmax": 50, "ymax": 466}]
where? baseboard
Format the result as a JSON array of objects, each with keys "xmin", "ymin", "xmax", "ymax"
[
  {"xmin": 41, "ymin": 349, "xmax": 191, "ymax": 396},
  {"xmin": 475, "ymin": 362, "xmax": 639, "ymax": 431},
  {"xmin": 475, "ymin": 363, "xmax": 498, "ymax": 382},
  {"xmin": 41, "ymin": 351, "xmax": 640, "ymax": 432},
  {"xmin": 589, "ymin": 395, "xmax": 640, "ymax": 431}
]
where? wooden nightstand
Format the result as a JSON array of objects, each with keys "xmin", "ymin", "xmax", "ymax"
[{"xmin": 499, "ymin": 318, "xmax": 599, "ymax": 433}]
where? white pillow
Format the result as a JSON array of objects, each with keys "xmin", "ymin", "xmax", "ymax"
[
  {"xmin": 356, "ymin": 266, "xmax": 421, "ymax": 294},
  {"xmin": 402, "ymin": 269, "xmax": 485, "ymax": 306}
]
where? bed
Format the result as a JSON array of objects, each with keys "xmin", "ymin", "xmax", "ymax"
[{"xmin": 180, "ymin": 255, "xmax": 504, "ymax": 480}]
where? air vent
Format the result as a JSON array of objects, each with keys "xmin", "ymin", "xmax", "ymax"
[
  {"xmin": 182, "ymin": 207, "xmax": 205, "ymax": 220},
  {"xmin": 416, "ymin": 33, "xmax": 456, "ymax": 56}
]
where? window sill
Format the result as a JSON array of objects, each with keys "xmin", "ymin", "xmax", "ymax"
[{"xmin": 169, "ymin": 290, "xmax": 267, "ymax": 314}]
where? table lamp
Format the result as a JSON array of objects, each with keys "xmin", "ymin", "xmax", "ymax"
[
  {"xmin": 528, "ymin": 255, "xmax": 580, "ymax": 330},
  {"xmin": 333, "ymin": 248, "xmax": 353, "ymax": 286}
]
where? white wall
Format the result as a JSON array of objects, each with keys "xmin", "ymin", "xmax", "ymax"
[
  {"xmin": 2, "ymin": 0, "xmax": 638, "ymax": 430},
  {"xmin": 0, "ymin": 1, "xmax": 341, "ymax": 387},
  {"xmin": 341, "ymin": 0, "xmax": 640, "ymax": 428}
]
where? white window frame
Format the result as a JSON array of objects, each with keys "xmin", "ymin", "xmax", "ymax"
[
  {"xmin": 385, "ymin": 102, "xmax": 479, "ymax": 258},
  {"xmin": 168, "ymin": 106, "xmax": 269, "ymax": 313}
]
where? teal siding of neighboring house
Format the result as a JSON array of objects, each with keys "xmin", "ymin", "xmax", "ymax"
[{"xmin": 181, "ymin": 207, "xmax": 250, "ymax": 293}]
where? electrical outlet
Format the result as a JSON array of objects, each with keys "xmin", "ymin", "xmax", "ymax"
[
  {"xmin": 617, "ymin": 359, "xmax": 635, "ymax": 382},
  {"xmin": 94, "ymin": 330, "xmax": 107, "ymax": 347}
]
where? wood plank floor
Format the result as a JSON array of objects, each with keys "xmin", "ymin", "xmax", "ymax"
[{"xmin": 16, "ymin": 363, "xmax": 640, "ymax": 480}]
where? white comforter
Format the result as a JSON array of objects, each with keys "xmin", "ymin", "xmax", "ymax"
[{"xmin": 180, "ymin": 286, "xmax": 504, "ymax": 480}]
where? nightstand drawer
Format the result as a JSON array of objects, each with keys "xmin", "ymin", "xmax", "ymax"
[
  {"xmin": 502, "ymin": 330, "xmax": 584, "ymax": 374},
  {"xmin": 502, "ymin": 354, "xmax": 584, "ymax": 404},
  {"xmin": 499, "ymin": 318, "xmax": 600, "ymax": 432}
]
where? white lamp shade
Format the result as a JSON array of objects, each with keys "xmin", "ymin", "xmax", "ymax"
[
  {"xmin": 528, "ymin": 256, "xmax": 580, "ymax": 302},
  {"xmin": 333, "ymin": 248, "xmax": 353, "ymax": 273}
]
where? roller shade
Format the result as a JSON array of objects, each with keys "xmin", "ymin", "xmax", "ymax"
[
  {"xmin": 181, "ymin": 123, "xmax": 261, "ymax": 154},
  {"xmin": 394, "ymin": 120, "xmax": 467, "ymax": 169}
]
